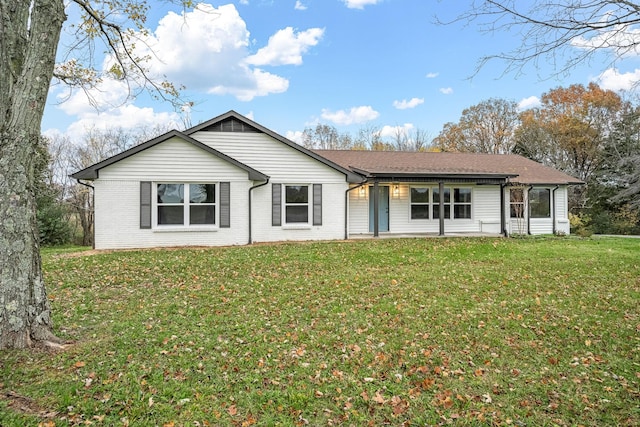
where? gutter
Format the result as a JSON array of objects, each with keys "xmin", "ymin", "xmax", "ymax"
[
  {"xmin": 248, "ymin": 178, "xmax": 270, "ymax": 244},
  {"xmin": 344, "ymin": 182, "xmax": 368, "ymax": 240},
  {"xmin": 551, "ymin": 185, "xmax": 559, "ymax": 235}
]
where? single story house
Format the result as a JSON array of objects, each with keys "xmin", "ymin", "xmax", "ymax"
[{"xmin": 71, "ymin": 111, "xmax": 583, "ymax": 249}]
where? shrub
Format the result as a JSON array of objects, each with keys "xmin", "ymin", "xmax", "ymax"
[{"xmin": 37, "ymin": 201, "xmax": 74, "ymax": 246}]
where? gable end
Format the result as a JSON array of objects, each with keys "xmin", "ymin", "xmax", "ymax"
[{"xmin": 200, "ymin": 117, "xmax": 260, "ymax": 133}]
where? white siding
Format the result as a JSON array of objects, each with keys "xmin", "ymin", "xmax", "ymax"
[
  {"xmin": 555, "ymin": 186, "xmax": 571, "ymax": 234},
  {"xmin": 193, "ymin": 131, "xmax": 350, "ymax": 243},
  {"xmin": 250, "ymin": 182, "xmax": 347, "ymax": 243},
  {"xmin": 94, "ymin": 180, "xmax": 252, "ymax": 249},
  {"xmin": 506, "ymin": 186, "xmax": 572, "ymax": 236},
  {"xmin": 348, "ymin": 189, "xmax": 369, "ymax": 234},
  {"xmin": 193, "ymin": 132, "xmax": 348, "ymax": 183},
  {"xmin": 99, "ymin": 137, "xmax": 248, "ymax": 181},
  {"xmin": 94, "ymin": 138, "xmax": 253, "ymax": 249},
  {"xmin": 348, "ymin": 184, "xmax": 503, "ymax": 236},
  {"xmin": 94, "ymin": 132, "xmax": 351, "ymax": 248}
]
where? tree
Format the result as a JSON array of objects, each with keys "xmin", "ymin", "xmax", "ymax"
[
  {"xmin": 0, "ymin": 0, "xmax": 186, "ymax": 349},
  {"xmin": 433, "ymin": 98, "xmax": 519, "ymax": 154},
  {"xmin": 514, "ymin": 83, "xmax": 623, "ymax": 210},
  {"xmin": 452, "ymin": 1, "xmax": 640, "ymax": 79},
  {"xmin": 388, "ymin": 126, "xmax": 432, "ymax": 152},
  {"xmin": 601, "ymin": 103, "xmax": 640, "ymax": 209}
]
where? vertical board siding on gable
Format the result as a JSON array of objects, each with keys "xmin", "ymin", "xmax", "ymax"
[
  {"xmin": 94, "ymin": 180, "xmax": 251, "ymax": 249},
  {"xmin": 193, "ymin": 132, "xmax": 347, "ymax": 183}
]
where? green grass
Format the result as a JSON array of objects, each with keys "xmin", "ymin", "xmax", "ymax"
[{"xmin": 1, "ymin": 237, "xmax": 639, "ymax": 426}]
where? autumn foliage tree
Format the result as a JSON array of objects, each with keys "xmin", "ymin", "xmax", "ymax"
[
  {"xmin": 433, "ymin": 98, "xmax": 519, "ymax": 154},
  {"xmin": 514, "ymin": 83, "xmax": 623, "ymax": 209}
]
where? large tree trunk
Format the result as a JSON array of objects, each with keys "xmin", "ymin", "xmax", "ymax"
[{"xmin": 0, "ymin": 0, "xmax": 66, "ymax": 349}]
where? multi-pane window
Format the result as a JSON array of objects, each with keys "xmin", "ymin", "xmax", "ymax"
[
  {"xmin": 510, "ymin": 188, "xmax": 525, "ymax": 218},
  {"xmin": 432, "ymin": 187, "xmax": 451, "ymax": 219},
  {"xmin": 415, "ymin": 186, "xmax": 471, "ymax": 220},
  {"xmin": 410, "ymin": 187, "xmax": 430, "ymax": 219},
  {"xmin": 530, "ymin": 188, "xmax": 551, "ymax": 218},
  {"xmin": 285, "ymin": 185, "xmax": 309, "ymax": 223},
  {"xmin": 453, "ymin": 188, "xmax": 472, "ymax": 219},
  {"xmin": 157, "ymin": 183, "xmax": 216, "ymax": 226}
]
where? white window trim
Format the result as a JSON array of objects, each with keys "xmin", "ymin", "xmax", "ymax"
[
  {"xmin": 409, "ymin": 186, "xmax": 431, "ymax": 221},
  {"xmin": 409, "ymin": 185, "xmax": 474, "ymax": 221},
  {"xmin": 152, "ymin": 182, "xmax": 219, "ymax": 231},
  {"xmin": 529, "ymin": 187, "xmax": 552, "ymax": 219},
  {"xmin": 282, "ymin": 184, "xmax": 312, "ymax": 229}
]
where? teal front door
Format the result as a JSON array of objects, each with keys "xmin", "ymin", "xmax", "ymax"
[{"xmin": 369, "ymin": 185, "xmax": 389, "ymax": 232}]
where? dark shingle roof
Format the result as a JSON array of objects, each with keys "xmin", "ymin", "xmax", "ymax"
[{"xmin": 313, "ymin": 150, "xmax": 583, "ymax": 185}]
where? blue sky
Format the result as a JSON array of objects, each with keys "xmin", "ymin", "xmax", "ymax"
[{"xmin": 42, "ymin": 0, "xmax": 640, "ymax": 144}]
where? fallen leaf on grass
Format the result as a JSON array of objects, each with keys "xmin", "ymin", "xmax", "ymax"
[{"xmin": 373, "ymin": 391, "xmax": 386, "ymax": 404}]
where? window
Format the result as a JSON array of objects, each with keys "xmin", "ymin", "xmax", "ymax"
[
  {"xmin": 432, "ymin": 187, "xmax": 450, "ymax": 219},
  {"xmin": 285, "ymin": 185, "xmax": 309, "ymax": 223},
  {"xmin": 410, "ymin": 187, "xmax": 429, "ymax": 219},
  {"xmin": 157, "ymin": 183, "xmax": 216, "ymax": 226},
  {"xmin": 453, "ymin": 188, "xmax": 472, "ymax": 219},
  {"xmin": 530, "ymin": 188, "xmax": 551, "ymax": 218},
  {"xmin": 510, "ymin": 188, "xmax": 525, "ymax": 218},
  {"xmin": 430, "ymin": 186, "xmax": 472, "ymax": 220}
]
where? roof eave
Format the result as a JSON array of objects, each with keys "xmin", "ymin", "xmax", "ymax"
[{"xmin": 69, "ymin": 129, "xmax": 269, "ymax": 182}]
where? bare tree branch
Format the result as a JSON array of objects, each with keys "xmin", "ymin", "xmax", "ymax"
[{"xmin": 441, "ymin": 1, "xmax": 640, "ymax": 79}]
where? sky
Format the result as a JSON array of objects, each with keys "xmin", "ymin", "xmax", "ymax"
[{"xmin": 42, "ymin": 0, "xmax": 640, "ymax": 145}]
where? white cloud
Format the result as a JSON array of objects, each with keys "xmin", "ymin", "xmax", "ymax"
[
  {"xmin": 321, "ymin": 106, "xmax": 379, "ymax": 125},
  {"xmin": 246, "ymin": 27, "xmax": 324, "ymax": 66},
  {"xmin": 131, "ymin": 3, "xmax": 319, "ymax": 101},
  {"xmin": 440, "ymin": 87, "xmax": 453, "ymax": 95},
  {"xmin": 57, "ymin": 104, "xmax": 181, "ymax": 141},
  {"xmin": 57, "ymin": 77, "xmax": 130, "ymax": 116},
  {"xmin": 342, "ymin": 0, "xmax": 381, "ymax": 9},
  {"xmin": 571, "ymin": 23, "xmax": 640, "ymax": 58},
  {"xmin": 286, "ymin": 130, "xmax": 304, "ymax": 144},
  {"xmin": 425, "ymin": 72, "xmax": 439, "ymax": 78},
  {"xmin": 208, "ymin": 68, "xmax": 288, "ymax": 101},
  {"xmin": 379, "ymin": 123, "xmax": 414, "ymax": 139},
  {"xmin": 393, "ymin": 97, "xmax": 424, "ymax": 110},
  {"xmin": 595, "ymin": 67, "xmax": 640, "ymax": 91},
  {"xmin": 294, "ymin": 1, "xmax": 307, "ymax": 11},
  {"xmin": 517, "ymin": 96, "xmax": 541, "ymax": 110}
]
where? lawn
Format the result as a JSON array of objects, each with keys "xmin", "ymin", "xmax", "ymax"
[{"xmin": 1, "ymin": 237, "xmax": 639, "ymax": 426}]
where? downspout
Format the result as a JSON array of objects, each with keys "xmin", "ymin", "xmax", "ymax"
[
  {"xmin": 77, "ymin": 179, "xmax": 95, "ymax": 249},
  {"xmin": 500, "ymin": 183, "xmax": 507, "ymax": 237},
  {"xmin": 438, "ymin": 181, "xmax": 445, "ymax": 236},
  {"xmin": 373, "ymin": 181, "xmax": 380, "ymax": 237},
  {"xmin": 248, "ymin": 178, "xmax": 270, "ymax": 245},
  {"xmin": 551, "ymin": 185, "xmax": 559, "ymax": 235},
  {"xmin": 345, "ymin": 182, "xmax": 368, "ymax": 240},
  {"xmin": 526, "ymin": 185, "xmax": 533, "ymax": 235}
]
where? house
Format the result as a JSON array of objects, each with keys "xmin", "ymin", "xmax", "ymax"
[{"xmin": 71, "ymin": 111, "xmax": 583, "ymax": 249}]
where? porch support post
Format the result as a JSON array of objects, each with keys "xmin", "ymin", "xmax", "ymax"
[
  {"xmin": 373, "ymin": 181, "xmax": 379, "ymax": 237},
  {"xmin": 438, "ymin": 181, "xmax": 445, "ymax": 236}
]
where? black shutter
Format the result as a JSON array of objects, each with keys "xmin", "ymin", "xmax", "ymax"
[
  {"xmin": 220, "ymin": 182, "xmax": 230, "ymax": 228},
  {"xmin": 272, "ymin": 183, "xmax": 282, "ymax": 226},
  {"xmin": 313, "ymin": 184, "xmax": 322, "ymax": 226},
  {"xmin": 140, "ymin": 181, "xmax": 152, "ymax": 229}
]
